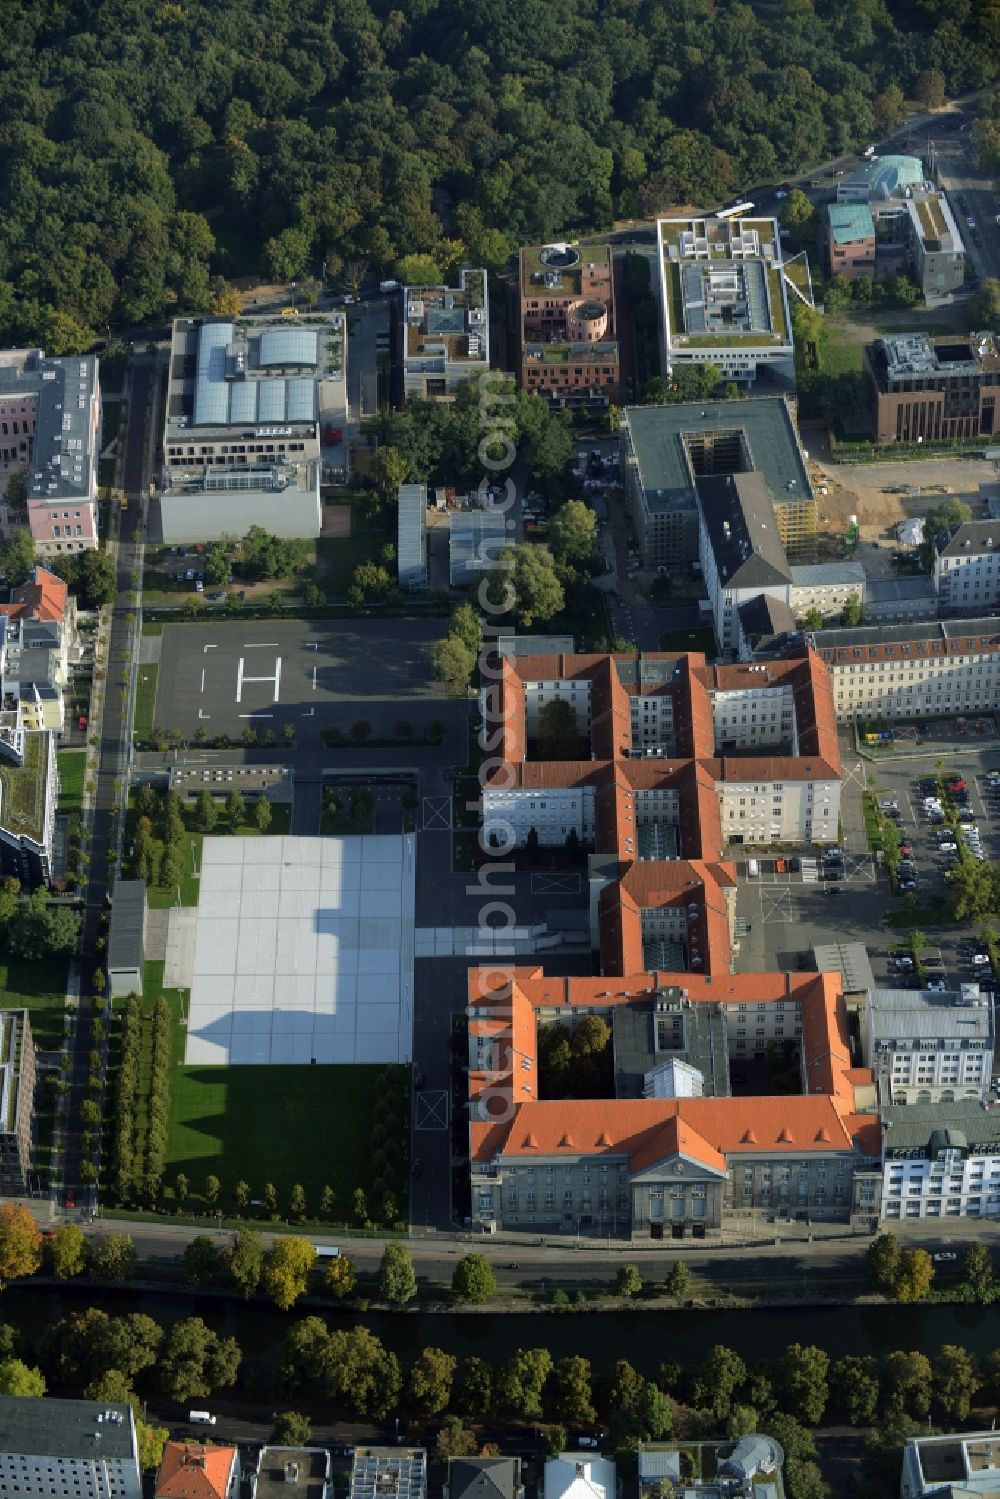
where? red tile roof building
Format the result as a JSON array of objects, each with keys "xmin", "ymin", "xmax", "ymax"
[
  {"xmin": 470, "ymin": 650, "xmax": 879, "ymax": 1239},
  {"xmin": 156, "ymin": 1445, "xmax": 239, "ymax": 1499}
]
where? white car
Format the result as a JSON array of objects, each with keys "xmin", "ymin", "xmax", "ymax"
[
  {"xmin": 972, "ymin": 954, "xmax": 991, "ymax": 966},
  {"xmin": 967, "ymin": 216, "xmax": 977, "ymax": 229},
  {"xmin": 927, "ymin": 979, "xmax": 947, "ymax": 992}
]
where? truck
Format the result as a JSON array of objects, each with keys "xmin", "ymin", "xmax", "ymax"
[{"xmin": 379, "ymin": 279, "xmax": 400, "ymax": 293}]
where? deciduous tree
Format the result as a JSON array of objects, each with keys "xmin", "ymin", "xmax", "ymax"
[
  {"xmin": 263, "ymin": 1237, "xmax": 317, "ymax": 1311},
  {"xmin": 378, "ymin": 1242, "xmax": 417, "ymax": 1306},
  {"xmin": 452, "ymin": 1253, "xmax": 496, "ymax": 1303},
  {"xmin": 408, "ymin": 1346, "xmax": 456, "ymax": 1414}
]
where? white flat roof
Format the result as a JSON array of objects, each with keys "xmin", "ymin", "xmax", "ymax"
[{"xmin": 185, "ymin": 835, "xmax": 415, "ymax": 1066}]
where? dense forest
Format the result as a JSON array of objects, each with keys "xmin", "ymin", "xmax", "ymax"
[{"xmin": 1, "ymin": 0, "xmax": 998, "ymax": 351}]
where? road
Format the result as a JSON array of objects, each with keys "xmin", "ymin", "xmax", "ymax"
[{"xmin": 63, "ymin": 360, "xmax": 154, "ymax": 1200}]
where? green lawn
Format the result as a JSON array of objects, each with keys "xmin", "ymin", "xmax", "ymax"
[
  {"xmin": 819, "ymin": 326, "xmax": 864, "ymax": 375},
  {"xmin": 134, "ymin": 665, "xmax": 158, "ymax": 740},
  {"xmin": 658, "ymin": 627, "xmax": 717, "ymax": 656},
  {"xmin": 0, "ymin": 958, "xmax": 70, "ymax": 1052},
  {"xmin": 141, "ymin": 622, "xmax": 163, "ymax": 638},
  {"xmin": 146, "ymin": 832, "xmax": 203, "ymax": 910},
  {"xmin": 57, "ymin": 750, "xmax": 87, "ymax": 815},
  {"xmin": 165, "ymin": 1065, "xmax": 410, "ymax": 1218}
]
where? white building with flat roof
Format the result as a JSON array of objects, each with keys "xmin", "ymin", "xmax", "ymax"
[
  {"xmin": 901, "ymin": 1430, "xmax": 1000, "ymax": 1496},
  {"xmin": 0, "ymin": 1396, "xmax": 140, "ymax": 1499},
  {"xmin": 862, "ymin": 986, "xmax": 994, "ymax": 1106}
]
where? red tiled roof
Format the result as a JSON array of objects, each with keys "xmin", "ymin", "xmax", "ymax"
[
  {"xmin": 0, "ymin": 565, "xmax": 68, "ymax": 624},
  {"xmin": 156, "ymin": 1445, "xmax": 236, "ymax": 1499}
]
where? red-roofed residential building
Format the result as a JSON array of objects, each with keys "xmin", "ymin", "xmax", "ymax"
[{"xmin": 155, "ymin": 1445, "xmax": 239, "ymax": 1499}]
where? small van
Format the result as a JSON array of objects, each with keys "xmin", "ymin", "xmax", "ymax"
[
  {"xmin": 747, "ymin": 860, "xmax": 759, "ymax": 879},
  {"xmin": 189, "ymin": 1412, "xmax": 216, "ymax": 1425}
]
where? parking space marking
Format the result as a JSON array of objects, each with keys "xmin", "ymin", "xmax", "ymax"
[
  {"xmin": 415, "ymin": 1091, "xmax": 449, "ymax": 1131},
  {"xmin": 531, "ymin": 873, "xmax": 581, "ymax": 895},
  {"xmin": 760, "ymin": 887, "xmax": 795, "ymax": 925},
  {"xmin": 422, "ymin": 796, "xmax": 452, "ymax": 831}
]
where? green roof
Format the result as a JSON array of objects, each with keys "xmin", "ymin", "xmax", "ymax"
[
  {"xmin": 0, "ymin": 732, "xmax": 50, "ymax": 846},
  {"xmin": 828, "ymin": 203, "xmax": 875, "ymax": 245}
]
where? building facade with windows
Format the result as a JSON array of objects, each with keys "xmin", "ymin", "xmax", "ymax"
[
  {"xmin": 0, "ymin": 1009, "xmax": 35, "ymax": 1194},
  {"xmin": 866, "ymin": 332, "xmax": 1000, "ymax": 444},
  {"xmin": 826, "ymin": 204, "xmax": 876, "ymax": 280},
  {"xmin": 901, "ymin": 1431, "xmax": 1000, "ymax": 1496},
  {"xmin": 0, "ymin": 349, "xmax": 100, "ymax": 558},
  {"xmin": 862, "ymin": 986, "xmax": 994, "ymax": 1106},
  {"xmin": 933, "ymin": 520, "xmax": 1000, "ymax": 613},
  {"xmin": 160, "ymin": 314, "xmax": 346, "ymax": 539},
  {"xmin": 804, "ymin": 618, "xmax": 1000, "ymax": 723},
  {"xmin": 0, "ymin": 1396, "xmax": 140, "ymax": 1499},
  {"xmin": 880, "ymin": 1104, "xmax": 1000, "ymax": 1222}
]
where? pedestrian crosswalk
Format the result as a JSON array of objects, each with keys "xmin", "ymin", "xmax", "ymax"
[{"xmin": 800, "ymin": 857, "xmax": 819, "ymax": 884}]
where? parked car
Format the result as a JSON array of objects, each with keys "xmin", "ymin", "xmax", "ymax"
[
  {"xmin": 938, "ymin": 840, "xmax": 957, "ymax": 853},
  {"xmin": 927, "ymin": 979, "xmax": 947, "ymax": 993},
  {"xmin": 933, "ymin": 1252, "xmax": 958, "ymax": 1263},
  {"xmin": 948, "ymin": 778, "xmax": 967, "ymax": 791}
]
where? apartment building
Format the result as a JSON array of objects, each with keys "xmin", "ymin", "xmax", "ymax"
[
  {"xmin": 622, "ymin": 395, "xmax": 815, "ymax": 572},
  {"xmin": 933, "ymin": 520, "xmax": 1000, "ymax": 612},
  {"xmin": 862, "ymin": 986, "xmax": 994, "ymax": 1106},
  {"xmin": 805, "ymin": 617, "xmax": 1000, "ymax": 723},
  {"xmin": 156, "ymin": 1445, "xmax": 239, "ymax": 1499},
  {"xmin": 881, "ymin": 1102, "xmax": 1000, "ymax": 1222},
  {"xmin": 0, "ymin": 1010, "xmax": 35, "ymax": 1194},
  {"xmin": 446, "ymin": 1458, "xmax": 522, "ymax": 1499},
  {"xmin": 545, "ymin": 1456, "xmax": 614, "ymax": 1499},
  {"xmin": 901, "ymin": 1431, "xmax": 1000, "ymax": 1496},
  {"xmin": 0, "ymin": 1396, "xmax": 140, "ymax": 1499},
  {"xmin": 252, "ymin": 1450, "xmax": 331, "ymax": 1499},
  {"xmin": 401, "ymin": 271, "xmax": 489, "ymax": 399},
  {"xmin": 826, "ymin": 204, "xmax": 876, "ymax": 280},
  {"xmin": 866, "ymin": 332, "xmax": 1000, "ymax": 444},
  {"xmin": 656, "ymin": 216, "xmax": 795, "ymax": 388},
  {"xmin": 0, "ymin": 349, "xmax": 100, "ymax": 558},
  {"xmin": 518, "ymin": 243, "xmax": 620, "ymax": 408},
  {"xmin": 350, "ymin": 1450, "xmax": 426, "ymax": 1499},
  {"xmin": 160, "ymin": 314, "xmax": 347, "ymax": 540},
  {"xmin": 0, "ymin": 725, "xmax": 57, "ymax": 886}
]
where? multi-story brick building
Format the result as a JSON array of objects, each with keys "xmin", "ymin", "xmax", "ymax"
[
  {"xmin": 0, "ymin": 350, "xmax": 100, "ymax": 559},
  {"xmin": 826, "ymin": 205, "xmax": 877, "ymax": 281},
  {"xmin": 932, "ymin": 520, "xmax": 1000, "ymax": 613},
  {"xmin": 0, "ymin": 1010, "xmax": 35, "ymax": 1194},
  {"xmin": 866, "ymin": 331, "xmax": 1000, "ymax": 444},
  {"xmin": 518, "ymin": 243, "xmax": 620, "ymax": 408},
  {"xmin": 804, "ymin": 617, "xmax": 1000, "ymax": 723}
]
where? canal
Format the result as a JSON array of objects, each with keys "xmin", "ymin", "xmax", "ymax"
[{"xmin": 5, "ymin": 1282, "xmax": 997, "ymax": 1380}]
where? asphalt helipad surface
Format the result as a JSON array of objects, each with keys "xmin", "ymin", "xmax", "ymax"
[{"xmin": 153, "ymin": 617, "xmax": 450, "ymax": 740}]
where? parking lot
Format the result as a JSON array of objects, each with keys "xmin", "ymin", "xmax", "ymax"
[{"xmin": 733, "ymin": 741, "xmax": 1000, "ymax": 1002}]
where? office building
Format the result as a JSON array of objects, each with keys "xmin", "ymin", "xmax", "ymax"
[
  {"xmin": 251, "ymin": 1449, "xmax": 331, "ymax": 1499},
  {"xmin": 621, "ymin": 396, "xmax": 816, "ymax": 573},
  {"xmin": 862, "ymin": 986, "xmax": 994, "ymax": 1106},
  {"xmin": 0, "ymin": 1395, "xmax": 140, "ymax": 1499},
  {"xmin": 907, "ymin": 194, "xmax": 966, "ymax": 298},
  {"xmin": 397, "ymin": 483, "xmax": 428, "ymax": 592},
  {"xmin": 933, "ymin": 520, "xmax": 1000, "ymax": 613},
  {"xmin": 866, "ymin": 332, "xmax": 1000, "ymax": 444},
  {"xmin": 826, "ymin": 204, "xmax": 876, "ymax": 281},
  {"xmin": 0, "ymin": 567, "xmax": 78, "ymax": 733},
  {"xmin": 833, "ymin": 156, "xmax": 964, "ymax": 298},
  {"xmin": 0, "ymin": 1010, "xmax": 35, "ymax": 1194},
  {"xmin": 805, "ymin": 617, "xmax": 1000, "ymax": 723},
  {"xmin": 160, "ymin": 314, "xmax": 348, "ymax": 540},
  {"xmin": 518, "ymin": 243, "xmax": 620, "ymax": 408},
  {"xmin": 901, "ymin": 1431, "xmax": 1000, "ymax": 1496},
  {"xmin": 156, "ymin": 1444, "xmax": 239, "ymax": 1499},
  {"xmin": 837, "ymin": 155, "xmax": 926, "ymax": 204},
  {"xmin": 401, "ymin": 271, "xmax": 489, "ymax": 399},
  {"xmin": 880, "ymin": 1102, "xmax": 1000, "ymax": 1222},
  {"xmin": 656, "ymin": 215, "xmax": 795, "ymax": 388}
]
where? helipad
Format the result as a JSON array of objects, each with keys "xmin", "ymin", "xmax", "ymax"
[{"xmin": 183, "ymin": 835, "xmax": 415, "ymax": 1066}]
